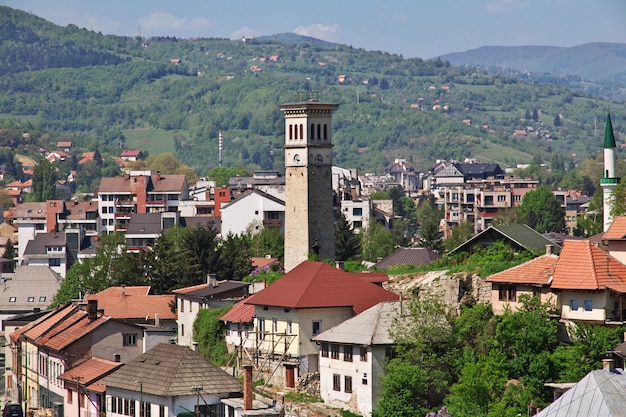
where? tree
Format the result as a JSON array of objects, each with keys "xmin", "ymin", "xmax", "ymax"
[
  {"xmin": 516, "ymin": 186, "xmax": 566, "ymax": 233},
  {"xmin": 417, "ymin": 218, "xmax": 444, "ymax": 254},
  {"xmin": 443, "ymin": 221, "xmax": 474, "ymax": 252},
  {"xmin": 249, "ymin": 226, "xmax": 284, "ymax": 261},
  {"xmin": 215, "ymin": 233, "xmax": 254, "ymax": 280},
  {"xmin": 29, "ymin": 159, "xmax": 57, "ymax": 202},
  {"xmin": 2, "ymin": 240, "xmax": 16, "ymax": 265},
  {"xmin": 335, "ymin": 213, "xmax": 361, "ymax": 261},
  {"xmin": 208, "ymin": 166, "xmax": 251, "ymax": 188},
  {"xmin": 361, "ymin": 220, "xmax": 393, "ymax": 262},
  {"xmin": 193, "ymin": 306, "xmax": 231, "ymax": 365}
]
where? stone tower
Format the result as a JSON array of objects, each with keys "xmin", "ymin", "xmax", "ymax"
[
  {"xmin": 602, "ymin": 112, "xmax": 619, "ymax": 232},
  {"xmin": 280, "ymin": 97, "xmax": 339, "ymax": 272}
]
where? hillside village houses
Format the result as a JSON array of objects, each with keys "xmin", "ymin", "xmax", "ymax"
[{"xmin": 0, "ymin": 100, "xmax": 622, "ymax": 417}]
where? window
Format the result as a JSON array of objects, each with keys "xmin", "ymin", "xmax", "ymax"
[
  {"xmin": 108, "ymin": 206, "xmax": 114, "ymax": 213},
  {"xmin": 180, "ymin": 299, "xmax": 184, "ymax": 312},
  {"xmin": 140, "ymin": 402, "xmax": 151, "ymax": 417},
  {"xmin": 181, "ymin": 324, "xmax": 184, "ymax": 337},
  {"xmin": 514, "ymin": 195, "xmax": 522, "ymax": 202},
  {"xmin": 48, "ymin": 258, "xmax": 61, "ymax": 267},
  {"xmin": 102, "ymin": 219, "xmax": 107, "ymax": 226},
  {"xmin": 343, "ymin": 345, "xmax": 353, "ymax": 362},
  {"xmin": 123, "ymin": 334, "xmax": 137, "ymax": 346},
  {"xmin": 108, "ymin": 219, "xmax": 114, "ymax": 225},
  {"xmin": 360, "ymin": 347, "xmax": 368, "ymax": 362},
  {"xmin": 352, "ymin": 207, "xmax": 362, "ymax": 216},
  {"xmin": 570, "ymin": 299, "xmax": 579, "ymax": 311},
  {"xmin": 67, "ymin": 388, "xmax": 73, "ymax": 404},
  {"xmin": 159, "ymin": 406, "xmax": 165, "ymax": 417},
  {"xmin": 321, "ymin": 343, "xmax": 329, "ymax": 358},
  {"xmin": 498, "ymin": 285, "xmax": 516, "ymax": 301},
  {"xmin": 258, "ymin": 318, "xmax": 265, "ymax": 340},
  {"xmin": 9, "ymin": 297, "xmax": 16, "ymax": 303},
  {"xmin": 101, "ymin": 207, "xmax": 107, "ymax": 214},
  {"xmin": 312, "ymin": 321, "xmax": 322, "ymax": 336},
  {"xmin": 353, "ymin": 221, "xmax": 362, "ymax": 228},
  {"xmin": 287, "ymin": 320, "xmax": 292, "ymax": 334},
  {"xmin": 27, "ymin": 297, "xmax": 35, "ymax": 302},
  {"xmin": 584, "ymin": 300, "xmax": 593, "ymax": 311},
  {"xmin": 330, "ymin": 344, "xmax": 339, "ymax": 360},
  {"xmin": 273, "ymin": 319, "xmax": 278, "ymax": 332},
  {"xmin": 344, "ymin": 376, "xmax": 352, "ymax": 393},
  {"xmin": 484, "ymin": 196, "xmax": 494, "ymax": 205},
  {"xmin": 385, "ymin": 347, "xmax": 397, "ymax": 360},
  {"xmin": 497, "ymin": 195, "xmax": 506, "ymax": 202},
  {"xmin": 332, "ymin": 374, "xmax": 341, "ymax": 391},
  {"xmin": 167, "ymin": 194, "xmax": 178, "ymax": 201},
  {"xmin": 36, "ymin": 224, "xmax": 45, "ymax": 231}
]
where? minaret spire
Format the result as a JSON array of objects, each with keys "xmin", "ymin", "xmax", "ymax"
[{"xmin": 601, "ymin": 112, "xmax": 620, "ymax": 232}]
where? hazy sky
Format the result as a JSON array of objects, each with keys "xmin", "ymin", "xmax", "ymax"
[{"xmin": 3, "ymin": 0, "xmax": 625, "ymax": 59}]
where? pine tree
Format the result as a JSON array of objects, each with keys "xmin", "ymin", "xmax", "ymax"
[{"xmin": 335, "ymin": 214, "xmax": 361, "ymax": 261}]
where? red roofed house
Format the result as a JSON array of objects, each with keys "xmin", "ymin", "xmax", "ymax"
[
  {"xmin": 57, "ymin": 141, "xmax": 72, "ymax": 152},
  {"xmin": 8, "ymin": 300, "xmax": 159, "ymax": 413},
  {"xmin": 486, "ymin": 249, "xmax": 558, "ymax": 314},
  {"xmin": 120, "ymin": 149, "xmax": 144, "ymax": 162},
  {"xmin": 603, "ymin": 216, "xmax": 626, "ymax": 266},
  {"xmin": 221, "ymin": 299, "xmax": 256, "ymax": 354},
  {"xmin": 551, "ymin": 240, "xmax": 626, "ymax": 323},
  {"xmin": 236, "ymin": 261, "xmax": 400, "ymax": 387}
]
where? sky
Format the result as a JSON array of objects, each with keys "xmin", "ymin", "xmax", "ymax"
[{"xmin": 2, "ymin": 0, "xmax": 626, "ymax": 59}]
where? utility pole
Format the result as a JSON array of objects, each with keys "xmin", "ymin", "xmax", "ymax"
[{"xmin": 191, "ymin": 386, "xmax": 203, "ymax": 417}]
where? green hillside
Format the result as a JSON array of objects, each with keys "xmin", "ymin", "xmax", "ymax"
[{"xmin": 0, "ymin": 6, "xmax": 625, "ymax": 175}]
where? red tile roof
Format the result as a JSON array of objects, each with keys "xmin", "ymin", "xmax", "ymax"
[
  {"xmin": 552, "ymin": 240, "xmax": 626, "ymax": 292},
  {"xmin": 251, "ymin": 257, "xmax": 278, "ymax": 269},
  {"xmin": 486, "ymin": 254, "xmax": 558, "ymax": 285},
  {"xmin": 244, "ymin": 262, "xmax": 399, "ymax": 314},
  {"xmin": 59, "ymin": 357, "xmax": 122, "ymax": 393},
  {"xmin": 220, "ymin": 299, "xmax": 254, "ymax": 323},
  {"xmin": 604, "ymin": 216, "xmax": 626, "ymax": 239},
  {"xmin": 120, "ymin": 150, "xmax": 142, "ymax": 157},
  {"xmin": 85, "ymin": 286, "xmax": 176, "ymax": 320}
]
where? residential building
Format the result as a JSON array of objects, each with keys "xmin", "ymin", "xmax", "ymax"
[
  {"xmin": 13, "ymin": 202, "xmax": 52, "ymax": 263},
  {"xmin": 229, "ymin": 170, "xmax": 285, "ymax": 201},
  {"xmin": 21, "ymin": 232, "xmax": 68, "ymax": 277},
  {"xmin": 486, "ymin": 251, "xmax": 558, "ymax": 314},
  {"xmin": 600, "ymin": 215, "xmax": 626, "ymax": 266},
  {"xmin": 173, "ymin": 278, "xmax": 250, "ymax": 347},
  {"xmin": 8, "ymin": 301, "xmax": 151, "ymax": 413},
  {"xmin": 551, "ymin": 240, "xmax": 626, "ymax": 323},
  {"xmin": 119, "ymin": 150, "xmax": 143, "ymax": 162},
  {"xmin": 385, "ymin": 158, "xmax": 420, "ymax": 193},
  {"xmin": 281, "ymin": 99, "xmax": 338, "ymax": 271},
  {"xmin": 220, "ymin": 299, "xmax": 255, "ymax": 358},
  {"xmin": 448, "ymin": 225, "xmax": 561, "ymax": 256},
  {"xmin": 0, "ymin": 265, "xmax": 60, "ymax": 323},
  {"xmin": 374, "ymin": 247, "xmax": 441, "ymax": 270},
  {"xmin": 220, "ymin": 189, "xmax": 285, "ymax": 236},
  {"xmin": 97, "ymin": 171, "xmax": 189, "ymax": 234},
  {"xmin": 313, "ymin": 301, "xmax": 401, "ymax": 417},
  {"xmin": 340, "ymin": 199, "xmax": 371, "ymax": 232},
  {"xmin": 231, "ymin": 262, "xmax": 399, "ymax": 387},
  {"xmin": 101, "ymin": 343, "xmax": 244, "ymax": 417}
]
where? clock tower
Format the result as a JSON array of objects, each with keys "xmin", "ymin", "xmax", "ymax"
[{"xmin": 280, "ymin": 97, "xmax": 339, "ymax": 271}]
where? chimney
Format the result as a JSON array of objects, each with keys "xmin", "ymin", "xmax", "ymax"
[
  {"xmin": 208, "ymin": 274, "xmax": 218, "ymax": 287},
  {"xmin": 192, "ymin": 342, "xmax": 199, "ymax": 352},
  {"xmin": 243, "ymin": 365, "xmax": 253, "ymax": 411},
  {"xmin": 121, "ymin": 284, "xmax": 126, "ymax": 297},
  {"xmin": 546, "ymin": 245, "xmax": 553, "ymax": 255},
  {"xmin": 87, "ymin": 299, "xmax": 98, "ymax": 322},
  {"xmin": 335, "ymin": 261, "xmax": 345, "ymax": 270},
  {"xmin": 602, "ymin": 357, "xmax": 615, "ymax": 373}
]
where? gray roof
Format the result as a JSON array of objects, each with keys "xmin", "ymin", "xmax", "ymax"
[
  {"xmin": 0, "ymin": 266, "xmax": 61, "ymax": 311},
  {"xmin": 101, "ymin": 343, "xmax": 242, "ymax": 397},
  {"xmin": 536, "ymin": 368, "xmax": 626, "ymax": 417},
  {"xmin": 23, "ymin": 233, "xmax": 66, "ymax": 256},
  {"xmin": 312, "ymin": 301, "xmax": 401, "ymax": 345},
  {"xmin": 375, "ymin": 247, "xmax": 440, "ymax": 270},
  {"xmin": 126, "ymin": 213, "xmax": 162, "ymax": 235}
]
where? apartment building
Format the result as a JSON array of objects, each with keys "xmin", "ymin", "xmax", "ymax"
[{"xmin": 97, "ymin": 171, "xmax": 189, "ymax": 234}]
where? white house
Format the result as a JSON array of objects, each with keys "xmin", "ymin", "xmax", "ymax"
[
  {"xmin": 220, "ymin": 189, "xmax": 285, "ymax": 236},
  {"xmin": 313, "ymin": 301, "xmax": 401, "ymax": 417}
]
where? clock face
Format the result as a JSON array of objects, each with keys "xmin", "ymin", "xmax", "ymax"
[
  {"xmin": 293, "ymin": 154, "xmax": 301, "ymax": 164},
  {"xmin": 315, "ymin": 154, "xmax": 323, "ymax": 164}
]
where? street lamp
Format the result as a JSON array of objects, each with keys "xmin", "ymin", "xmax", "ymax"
[{"xmin": 191, "ymin": 386, "xmax": 203, "ymax": 417}]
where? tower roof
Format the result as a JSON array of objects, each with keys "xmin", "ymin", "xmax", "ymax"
[{"xmin": 605, "ymin": 113, "xmax": 616, "ymax": 148}]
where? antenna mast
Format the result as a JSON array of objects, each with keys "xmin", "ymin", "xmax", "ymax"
[{"xmin": 218, "ymin": 130, "xmax": 223, "ymax": 167}]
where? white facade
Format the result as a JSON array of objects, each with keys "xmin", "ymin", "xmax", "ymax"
[
  {"xmin": 176, "ymin": 297, "xmax": 203, "ymax": 347},
  {"xmin": 340, "ymin": 199, "xmax": 371, "ymax": 232},
  {"xmin": 105, "ymin": 388, "xmax": 223, "ymax": 417},
  {"xmin": 558, "ymin": 290, "xmax": 612, "ymax": 322},
  {"xmin": 220, "ymin": 191, "xmax": 285, "ymax": 236}
]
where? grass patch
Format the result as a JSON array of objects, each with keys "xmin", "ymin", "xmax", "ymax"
[
  {"xmin": 284, "ymin": 392, "xmax": 322, "ymax": 403},
  {"xmin": 123, "ymin": 128, "xmax": 182, "ymax": 156}
]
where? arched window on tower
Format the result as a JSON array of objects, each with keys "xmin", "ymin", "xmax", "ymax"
[
  {"xmin": 289, "ymin": 124, "xmax": 293, "ymax": 140},
  {"xmin": 317, "ymin": 124, "xmax": 321, "ymax": 141},
  {"xmin": 300, "ymin": 124, "xmax": 304, "ymax": 140},
  {"xmin": 324, "ymin": 124, "xmax": 328, "ymax": 140},
  {"xmin": 310, "ymin": 124, "xmax": 315, "ymax": 140}
]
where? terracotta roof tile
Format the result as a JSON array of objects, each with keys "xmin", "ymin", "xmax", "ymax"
[
  {"xmin": 244, "ymin": 262, "xmax": 399, "ymax": 314},
  {"xmin": 604, "ymin": 216, "xmax": 626, "ymax": 239},
  {"xmin": 486, "ymin": 254, "xmax": 558, "ymax": 285},
  {"xmin": 220, "ymin": 299, "xmax": 254, "ymax": 323},
  {"xmin": 86, "ymin": 286, "xmax": 176, "ymax": 320},
  {"xmin": 552, "ymin": 240, "xmax": 626, "ymax": 292},
  {"xmin": 59, "ymin": 357, "xmax": 123, "ymax": 392}
]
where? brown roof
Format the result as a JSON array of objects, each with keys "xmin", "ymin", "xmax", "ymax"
[
  {"xmin": 85, "ymin": 286, "xmax": 176, "ymax": 320},
  {"xmin": 604, "ymin": 216, "xmax": 626, "ymax": 239},
  {"xmin": 551, "ymin": 240, "xmax": 626, "ymax": 292},
  {"xmin": 57, "ymin": 141, "xmax": 72, "ymax": 148},
  {"xmin": 251, "ymin": 257, "xmax": 278, "ymax": 269},
  {"xmin": 66, "ymin": 201, "xmax": 98, "ymax": 220},
  {"xmin": 220, "ymin": 299, "xmax": 255, "ymax": 323},
  {"xmin": 151, "ymin": 174, "xmax": 186, "ymax": 192},
  {"xmin": 100, "ymin": 343, "xmax": 242, "ymax": 396},
  {"xmin": 244, "ymin": 261, "xmax": 399, "ymax": 314},
  {"xmin": 98, "ymin": 174, "xmax": 186, "ymax": 193},
  {"xmin": 374, "ymin": 247, "xmax": 441, "ymax": 270},
  {"xmin": 13, "ymin": 202, "xmax": 47, "ymax": 218},
  {"xmin": 59, "ymin": 357, "xmax": 123, "ymax": 393},
  {"xmin": 486, "ymin": 254, "xmax": 558, "ymax": 285}
]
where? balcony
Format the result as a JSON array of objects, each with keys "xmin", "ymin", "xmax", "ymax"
[
  {"xmin": 146, "ymin": 200, "xmax": 166, "ymax": 206},
  {"xmin": 115, "ymin": 198, "xmax": 134, "ymax": 206},
  {"xmin": 115, "ymin": 212, "xmax": 133, "ymax": 218}
]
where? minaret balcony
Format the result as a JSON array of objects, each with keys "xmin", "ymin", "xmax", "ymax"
[{"xmin": 601, "ymin": 178, "xmax": 620, "ymax": 185}]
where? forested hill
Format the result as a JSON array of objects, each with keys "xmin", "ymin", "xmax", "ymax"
[{"xmin": 1, "ymin": 6, "xmax": 626, "ymax": 175}]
